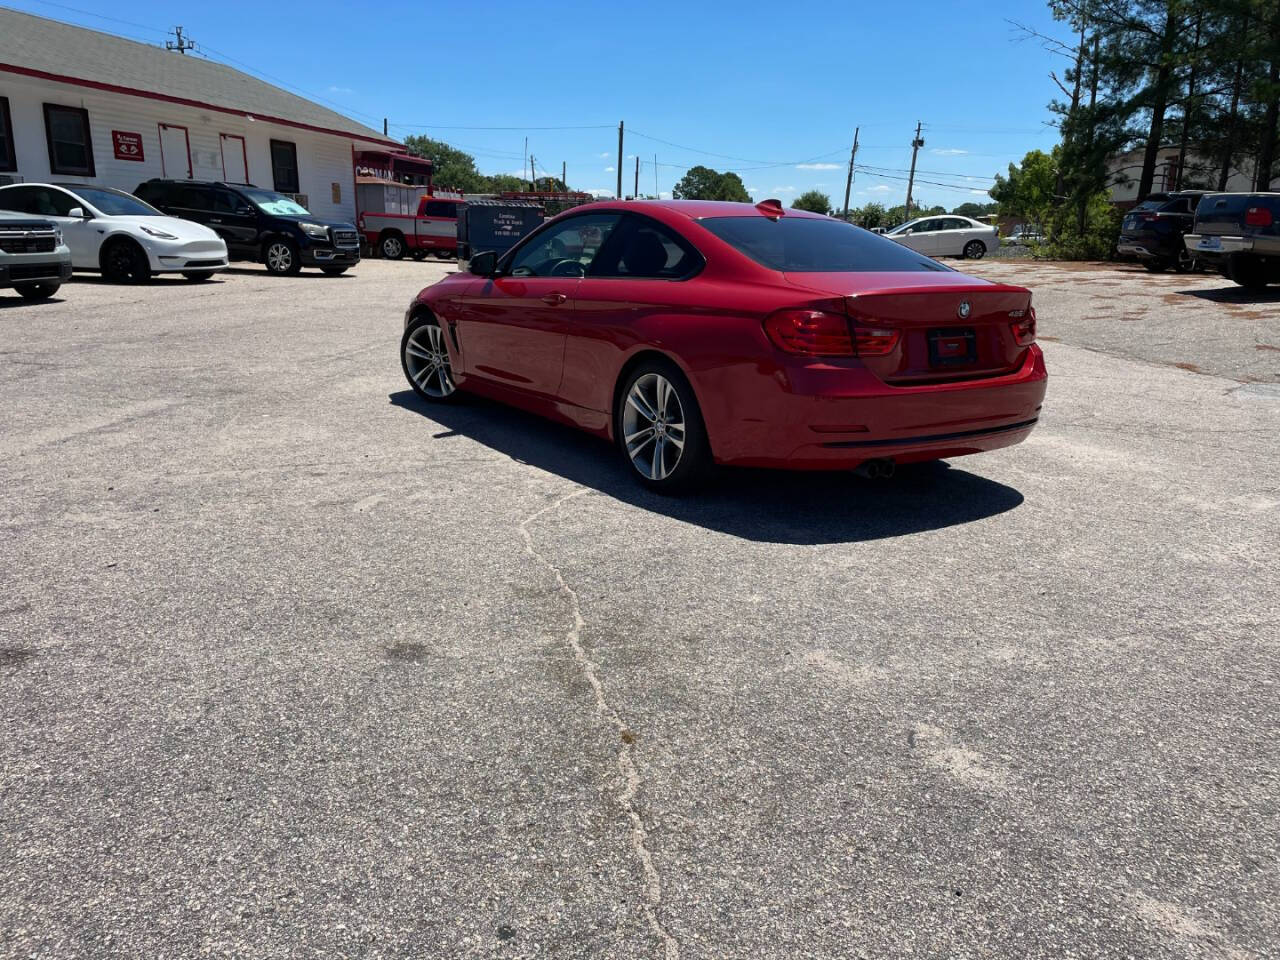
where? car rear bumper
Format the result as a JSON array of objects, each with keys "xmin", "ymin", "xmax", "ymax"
[
  {"xmin": 699, "ymin": 345, "xmax": 1048, "ymax": 469},
  {"xmin": 1185, "ymin": 234, "xmax": 1280, "ymax": 258},
  {"xmin": 1117, "ymin": 238, "xmax": 1177, "ymax": 260}
]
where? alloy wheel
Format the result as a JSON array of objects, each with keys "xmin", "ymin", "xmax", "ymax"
[
  {"xmin": 383, "ymin": 236, "xmax": 403, "ymax": 258},
  {"xmin": 622, "ymin": 372, "xmax": 686, "ymax": 481},
  {"xmin": 403, "ymin": 322, "xmax": 455, "ymax": 398},
  {"xmin": 267, "ymin": 243, "xmax": 293, "ymax": 272}
]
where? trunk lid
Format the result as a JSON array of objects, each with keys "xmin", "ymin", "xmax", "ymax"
[{"xmin": 784, "ymin": 271, "xmax": 1033, "ymax": 384}]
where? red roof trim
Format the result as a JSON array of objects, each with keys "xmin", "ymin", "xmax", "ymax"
[{"xmin": 0, "ymin": 62, "xmax": 402, "ymax": 149}]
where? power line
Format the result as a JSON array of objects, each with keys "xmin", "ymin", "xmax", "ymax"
[{"xmin": 388, "ymin": 123, "xmax": 616, "ymax": 131}]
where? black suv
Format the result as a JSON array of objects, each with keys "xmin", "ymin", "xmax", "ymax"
[
  {"xmin": 1117, "ymin": 190, "xmax": 1207, "ymax": 273},
  {"xmin": 134, "ymin": 179, "xmax": 360, "ymax": 276}
]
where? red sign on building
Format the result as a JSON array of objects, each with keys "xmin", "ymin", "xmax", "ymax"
[{"xmin": 112, "ymin": 130, "xmax": 144, "ymax": 162}]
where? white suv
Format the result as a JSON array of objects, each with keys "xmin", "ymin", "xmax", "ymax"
[{"xmin": 0, "ymin": 183, "xmax": 228, "ymax": 283}]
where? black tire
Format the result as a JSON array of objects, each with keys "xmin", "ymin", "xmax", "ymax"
[
  {"xmin": 401, "ymin": 314, "xmax": 459, "ymax": 402},
  {"xmin": 380, "ymin": 232, "xmax": 406, "ymax": 260},
  {"xmin": 182, "ymin": 271, "xmax": 214, "ymax": 282},
  {"xmin": 263, "ymin": 239, "xmax": 301, "ymax": 276},
  {"xmin": 101, "ymin": 237, "xmax": 151, "ymax": 284},
  {"xmin": 1227, "ymin": 254, "xmax": 1271, "ymax": 291},
  {"xmin": 1143, "ymin": 260, "xmax": 1169, "ymax": 273},
  {"xmin": 962, "ymin": 240, "xmax": 986, "ymax": 260},
  {"xmin": 615, "ymin": 357, "xmax": 711, "ymax": 494},
  {"xmin": 15, "ymin": 282, "xmax": 60, "ymax": 300},
  {"xmin": 322, "ymin": 267, "xmax": 348, "ymax": 276},
  {"xmin": 1174, "ymin": 247, "xmax": 1196, "ymax": 273},
  {"xmin": 411, "ymin": 250, "xmax": 426, "ymax": 261}
]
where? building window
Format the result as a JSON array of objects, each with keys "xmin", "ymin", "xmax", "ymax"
[
  {"xmin": 270, "ymin": 139, "xmax": 299, "ymax": 194},
  {"xmin": 0, "ymin": 97, "xmax": 15, "ymax": 172},
  {"xmin": 43, "ymin": 103, "xmax": 95, "ymax": 177}
]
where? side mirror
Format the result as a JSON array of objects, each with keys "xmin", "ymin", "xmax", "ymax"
[
  {"xmin": 68, "ymin": 206, "xmax": 90, "ymax": 219},
  {"xmin": 903, "ymin": 228, "xmax": 913, "ymax": 236},
  {"xmin": 236, "ymin": 206, "xmax": 252, "ymax": 216},
  {"xmin": 469, "ymin": 250, "xmax": 497, "ymax": 277}
]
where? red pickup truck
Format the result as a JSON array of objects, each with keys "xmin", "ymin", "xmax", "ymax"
[{"xmin": 356, "ymin": 180, "xmax": 462, "ymax": 260}]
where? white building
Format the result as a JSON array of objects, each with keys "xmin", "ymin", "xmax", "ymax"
[
  {"xmin": 0, "ymin": 9, "xmax": 403, "ymax": 222},
  {"xmin": 1107, "ymin": 145, "xmax": 1261, "ymax": 205}
]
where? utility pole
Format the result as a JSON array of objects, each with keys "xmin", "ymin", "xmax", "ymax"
[
  {"xmin": 383, "ymin": 118, "xmax": 388, "ymax": 137},
  {"xmin": 617, "ymin": 121, "xmax": 624, "ymax": 199},
  {"xmin": 166, "ymin": 26, "xmax": 197, "ymax": 54},
  {"xmin": 842, "ymin": 127, "xmax": 860, "ymax": 220},
  {"xmin": 530, "ymin": 154, "xmax": 535, "ymax": 191},
  {"xmin": 634, "ymin": 155, "xmax": 640, "ymax": 199},
  {"xmin": 654, "ymin": 154, "xmax": 659, "ymax": 198},
  {"xmin": 562, "ymin": 160, "xmax": 566, "ymax": 192},
  {"xmin": 904, "ymin": 121, "xmax": 924, "ymax": 221},
  {"xmin": 523, "ymin": 137, "xmax": 528, "ymax": 190}
]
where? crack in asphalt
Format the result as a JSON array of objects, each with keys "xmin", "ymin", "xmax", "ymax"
[{"xmin": 518, "ymin": 488, "xmax": 679, "ymax": 960}]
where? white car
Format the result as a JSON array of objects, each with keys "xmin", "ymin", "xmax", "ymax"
[
  {"xmin": 0, "ymin": 183, "xmax": 228, "ymax": 282},
  {"xmin": 885, "ymin": 215, "xmax": 999, "ymax": 260}
]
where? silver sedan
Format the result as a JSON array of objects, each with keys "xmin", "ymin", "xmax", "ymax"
[{"xmin": 885, "ymin": 215, "xmax": 999, "ymax": 259}]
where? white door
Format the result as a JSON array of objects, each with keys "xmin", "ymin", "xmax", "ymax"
[
  {"xmin": 220, "ymin": 134, "xmax": 247, "ymax": 183},
  {"xmin": 902, "ymin": 219, "xmax": 939, "ymax": 255},
  {"xmin": 159, "ymin": 123, "xmax": 192, "ymax": 179}
]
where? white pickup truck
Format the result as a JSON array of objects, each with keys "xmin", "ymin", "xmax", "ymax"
[{"xmin": 0, "ymin": 211, "xmax": 72, "ymax": 300}]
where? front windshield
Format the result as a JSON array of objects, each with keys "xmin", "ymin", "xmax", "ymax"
[
  {"xmin": 242, "ymin": 188, "xmax": 311, "ymax": 216},
  {"xmin": 886, "ymin": 220, "xmax": 920, "ymax": 235},
  {"xmin": 71, "ymin": 187, "xmax": 163, "ymax": 217}
]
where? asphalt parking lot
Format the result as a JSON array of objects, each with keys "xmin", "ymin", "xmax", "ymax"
[{"xmin": 2, "ymin": 258, "xmax": 1278, "ymax": 959}]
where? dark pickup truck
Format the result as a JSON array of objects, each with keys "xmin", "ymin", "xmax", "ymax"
[{"xmin": 1184, "ymin": 192, "xmax": 1280, "ymax": 289}]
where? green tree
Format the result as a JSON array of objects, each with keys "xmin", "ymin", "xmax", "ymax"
[
  {"xmin": 951, "ymin": 201, "xmax": 999, "ymax": 218},
  {"xmin": 990, "ymin": 149, "xmax": 1059, "ymax": 225},
  {"xmin": 401, "ymin": 135, "xmax": 487, "ymax": 193},
  {"xmin": 671, "ymin": 165, "xmax": 752, "ymax": 202},
  {"xmin": 792, "ymin": 190, "xmax": 832, "ymax": 214},
  {"xmin": 852, "ymin": 202, "xmax": 887, "ymax": 228}
]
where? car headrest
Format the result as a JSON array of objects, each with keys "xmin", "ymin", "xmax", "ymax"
[{"xmin": 623, "ymin": 232, "xmax": 668, "ymax": 276}]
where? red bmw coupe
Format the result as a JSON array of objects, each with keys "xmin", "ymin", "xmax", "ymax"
[{"xmin": 400, "ymin": 199, "xmax": 1047, "ymax": 492}]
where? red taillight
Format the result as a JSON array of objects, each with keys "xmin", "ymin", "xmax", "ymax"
[
  {"xmin": 1010, "ymin": 307, "xmax": 1036, "ymax": 346},
  {"xmin": 764, "ymin": 309, "xmax": 853, "ymax": 356},
  {"xmin": 1246, "ymin": 206, "xmax": 1273, "ymax": 227},
  {"xmin": 852, "ymin": 326, "xmax": 901, "ymax": 356}
]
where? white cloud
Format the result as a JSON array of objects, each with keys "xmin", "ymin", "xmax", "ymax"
[
  {"xmin": 868, "ymin": 184, "xmax": 891, "ymax": 193},
  {"xmin": 597, "ymin": 152, "xmax": 611, "ymax": 159},
  {"xmin": 969, "ymin": 189, "xmax": 989, "ymax": 195},
  {"xmin": 659, "ymin": 191, "xmax": 672, "ymax": 200},
  {"xmin": 796, "ymin": 162, "xmax": 841, "ymax": 170},
  {"xmin": 772, "ymin": 185, "xmax": 797, "ymax": 193},
  {"xmin": 586, "ymin": 188, "xmax": 614, "ymax": 198},
  {"xmin": 932, "ymin": 148, "xmax": 969, "ymax": 156},
  {"xmin": 604, "ymin": 166, "xmax": 616, "ymax": 173},
  {"xmin": 326, "ymin": 85, "xmax": 354, "ymax": 94}
]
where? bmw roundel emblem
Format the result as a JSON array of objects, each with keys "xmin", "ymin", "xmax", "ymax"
[{"xmin": 957, "ymin": 300, "xmax": 972, "ymax": 319}]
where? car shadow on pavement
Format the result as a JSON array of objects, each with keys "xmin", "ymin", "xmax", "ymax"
[
  {"xmin": 389, "ymin": 390, "xmax": 1024, "ymax": 545},
  {"xmin": 0, "ymin": 295, "xmax": 66, "ymax": 310},
  {"xmin": 1175, "ymin": 285, "xmax": 1280, "ymax": 304}
]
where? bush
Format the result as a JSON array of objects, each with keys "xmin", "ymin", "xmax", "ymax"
[{"xmin": 1037, "ymin": 192, "xmax": 1122, "ymax": 261}]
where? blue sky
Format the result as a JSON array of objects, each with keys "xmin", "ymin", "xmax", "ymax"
[{"xmin": 6, "ymin": 0, "xmax": 1067, "ymax": 208}]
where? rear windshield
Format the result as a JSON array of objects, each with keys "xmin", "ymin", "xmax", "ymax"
[
  {"xmin": 698, "ymin": 216, "xmax": 951, "ymax": 273},
  {"xmin": 1131, "ymin": 196, "xmax": 1169, "ymax": 213}
]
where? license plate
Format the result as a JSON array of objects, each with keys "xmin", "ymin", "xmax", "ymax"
[
  {"xmin": 1198, "ymin": 236, "xmax": 1222, "ymax": 250},
  {"xmin": 928, "ymin": 327, "xmax": 977, "ymax": 366}
]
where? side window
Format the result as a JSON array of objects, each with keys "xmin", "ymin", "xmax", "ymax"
[
  {"xmin": 591, "ymin": 215, "xmax": 703, "ymax": 279},
  {"xmin": 43, "ymin": 103, "xmax": 96, "ymax": 177},
  {"xmin": 176, "ymin": 186, "xmax": 213, "ymax": 210},
  {"xmin": 944, "ymin": 218, "xmax": 968, "ymax": 231},
  {"xmin": 31, "ymin": 187, "xmax": 77, "ymax": 217},
  {"xmin": 507, "ymin": 213, "xmax": 623, "ymax": 278},
  {"xmin": 270, "ymin": 139, "xmax": 300, "ymax": 194},
  {"xmin": 423, "ymin": 201, "xmax": 457, "ymax": 218},
  {"xmin": 0, "ymin": 97, "xmax": 15, "ymax": 173},
  {"xmin": 213, "ymin": 190, "xmax": 242, "ymax": 214},
  {"xmin": 0, "ymin": 186, "xmax": 37, "ymax": 213},
  {"xmin": 912, "ymin": 220, "xmax": 935, "ymax": 233}
]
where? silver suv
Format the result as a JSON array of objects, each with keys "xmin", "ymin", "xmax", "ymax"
[{"xmin": 0, "ymin": 211, "xmax": 72, "ymax": 300}]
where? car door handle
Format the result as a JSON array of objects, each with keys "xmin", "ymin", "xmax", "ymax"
[
  {"xmin": 209, "ymin": 218, "xmax": 222, "ymax": 224},
  {"xmin": 541, "ymin": 293, "xmax": 567, "ymax": 305}
]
